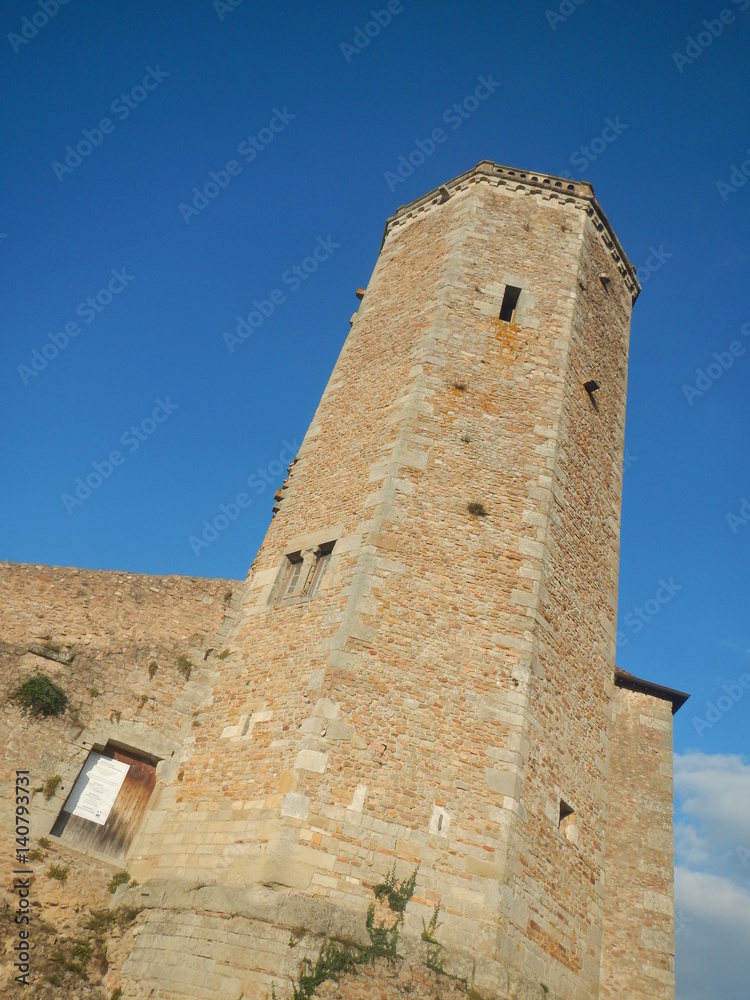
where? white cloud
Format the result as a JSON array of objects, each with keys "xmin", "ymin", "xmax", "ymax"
[
  {"xmin": 674, "ymin": 821, "xmax": 709, "ymax": 867},
  {"xmin": 675, "ymin": 868, "xmax": 750, "ymax": 1000},
  {"xmin": 674, "ymin": 753, "xmax": 750, "ymax": 873},
  {"xmin": 673, "ymin": 753, "xmax": 750, "ymax": 1000}
]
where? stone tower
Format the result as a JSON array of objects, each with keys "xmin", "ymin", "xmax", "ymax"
[{"xmin": 1, "ymin": 161, "xmax": 684, "ymax": 999}]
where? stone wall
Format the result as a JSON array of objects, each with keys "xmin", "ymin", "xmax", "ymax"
[
  {"xmin": 0, "ymin": 560, "xmax": 235, "ymax": 652},
  {"xmin": 505, "ymin": 199, "xmax": 633, "ymax": 995},
  {"xmin": 600, "ymin": 683, "xmax": 676, "ymax": 999},
  {"xmin": 0, "ymin": 562, "xmax": 238, "ymax": 997},
  {"xmin": 0, "ymin": 560, "xmax": 238, "ymax": 832}
]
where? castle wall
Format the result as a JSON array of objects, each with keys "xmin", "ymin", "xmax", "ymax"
[
  {"xmin": 0, "ymin": 562, "xmax": 236, "ymax": 847},
  {"xmin": 599, "ymin": 684, "xmax": 676, "ymax": 1000},
  {"xmin": 0, "ymin": 562, "xmax": 240, "ymax": 996},
  {"xmin": 0, "ymin": 560, "xmax": 233, "ymax": 653}
]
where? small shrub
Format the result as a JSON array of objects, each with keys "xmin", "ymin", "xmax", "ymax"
[
  {"xmin": 467, "ymin": 502, "xmax": 487, "ymax": 517},
  {"xmin": 421, "ymin": 903, "xmax": 444, "ymax": 972},
  {"xmin": 288, "ymin": 926, "xmax": 307, "ymax": 948},
  {"xmin": 224, "ymin": 590, "xmax": 233, "ymax": 606},
  {"xmin": 451, "ymin": 380, "xmax": 467, "ymax": 391},
  {"xmin": 218, "ymin": 648, "xmax": 231, "ymax": 660},
  {"xmin": 89, "ymin": 686, "xmax": 100, "ymax": 698},
  {"xmin": 28, "ymin": 847, "xmax": 46, "ymax": 862},
  {"xmin": 287, "ymin": 866, "xmax": 418, "ymax": 998},
  {"xmin": 108, "ymin": 871, "xmax": 131, "ymax": 894},
  {"xmin": 38, "ymin": 837, "xmax": 51, "ymax": 849},
  {"xmin": 148, "ymin": 660, "xmax": 158, "ymax": 679},
  {"xmin": 177, "ymin": 654, "xmax": 192, "ymax": 680},
  {"xmin": 86, "ymin": 905, "xmax": 141, "ymax": 933},
  {"xmin": 43, "ymin": 775, "xmax": 62, "ymax": 800},
  {"xmin": 50, "ymin": 939, "xmax": 92, "ymax": 975},
  {"xmin": 372, "ymin": 864, "xmax": 417, "ymax": 915},
  {"xmin": 47, "ymin": 864, "xmax": 70, "ymax": 886},
  {"xmin": 86, "ymin": 911, "xmax": 115, "ymax": 933},
  {"xmin": 72, "ymin": 942, "xmax": 92, "ymax": 965},
  {"xmin": 12, "ymin": 674, "xmax": 68, "ymax": 717},
  {"xmin": 111, "ymin": 990, "xmax": 124, "ymax": 1000},
  {"xmin": 293, "ymin": 940, "xmax": 358, "ymax": 999}
]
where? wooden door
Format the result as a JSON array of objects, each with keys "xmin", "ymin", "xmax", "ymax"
[{"xmin": 52, "ymin": 745, "xmax": 156, "ymax": 862}]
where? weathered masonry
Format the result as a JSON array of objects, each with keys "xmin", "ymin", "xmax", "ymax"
[{"xmin": 0, "ymin": 161, "xmax": 687, "ymax": 999}]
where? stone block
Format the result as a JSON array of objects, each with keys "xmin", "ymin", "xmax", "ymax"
[
  {"xmin": 294, "ymin": 749, "xmax": 328, "ymax": 773},
  {"xmin": 485, "ymin": 767, "xmax": 521, "ymax": 799}
]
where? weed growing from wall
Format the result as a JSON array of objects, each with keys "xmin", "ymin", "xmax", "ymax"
[
  {"xmin": 47, "ymin": 864, "xmax": 70, "ymax": 886},
  {"xmin": 43, "ymin": 775, "xmax": 62, "ymax": 800},
  {"xmin": 107, "ymin": 871, "xmax": 131, "ymax": 894},
  {"xmin": 11, "ymin": 674, "xmax": 68, "ymax": 717},
  {"xmin": 276, "ymin": 865, "xmax": 419, "ymax": 1000},
  {"xmin": 421, "ymin": 902, "xmax": 444, "ymax": 972}
]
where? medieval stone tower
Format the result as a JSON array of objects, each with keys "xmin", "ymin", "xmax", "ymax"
[{"xmin": 0, "ymin": 161, "xmax": 685, "ymax": 1000}]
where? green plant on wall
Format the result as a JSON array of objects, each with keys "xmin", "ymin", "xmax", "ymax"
[
  {"xmin": 285, "ymin": 865, "xmax": 419, "ymax": 1000},
  {"xmin": 421, "ymin": 902, "xmax": 444, "ymax": 972},
  {"xmin": 11, "ymin": 674, "xmax": 68, "ymax": 717},
  {"xmin": 43, "ymin": 775, "xmax": 62, "ymax": 800},
  {"xmin": 47, "ymin": 864, "xmax": 70, "ymax": 886},
  {"xmin": 107, "ymin": 871, "xmax": 131, "ymax": 894}
]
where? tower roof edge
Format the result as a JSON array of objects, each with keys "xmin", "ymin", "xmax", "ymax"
[
  {"xmin": 615, "ymin": 666, "xmax": 690, "ymax": 714},
  {"xmin": 380, "ymin": 160, "xmax": 641, "ymax": 303}
]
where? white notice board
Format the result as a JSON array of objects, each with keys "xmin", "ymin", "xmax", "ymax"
[{"xmin": 63, "ymin": 752, "xmax": 130, "ymax": 825}]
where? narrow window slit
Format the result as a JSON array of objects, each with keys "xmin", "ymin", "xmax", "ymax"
[
  {"xmin": 559, "ymin": 799, "xmax": 577, "ymax": 841},
  {"xmin": 499, "ymin": 285, "xmax": 522, "ymax": 322}
]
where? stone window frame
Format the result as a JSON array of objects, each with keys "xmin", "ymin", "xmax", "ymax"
[{"xmin": 273, "ymin": 539, "xmax": 337, "ymax": 607}]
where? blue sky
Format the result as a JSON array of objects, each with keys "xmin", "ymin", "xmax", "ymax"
[{"xmin": 1, "ymin": 1, "xmax": 748, "ymax": 995}]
